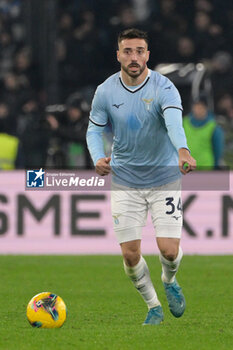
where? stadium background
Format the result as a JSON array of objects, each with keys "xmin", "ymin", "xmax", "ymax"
[
  {"xmin": 0, "ymin": 0, "xmax": 232, "ymax": 253},
  {"xmin": 0, "ymin": 1, "xmax": 232, "ymax": 349}
]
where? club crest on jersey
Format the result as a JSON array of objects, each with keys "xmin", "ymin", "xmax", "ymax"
[
  {"xmin": 113, "ymin": 215, "xmax": 120, "ymax": 225},
  {"xmin": 142, "ymin": 98, "xmax": 153, "ymax": 111}
]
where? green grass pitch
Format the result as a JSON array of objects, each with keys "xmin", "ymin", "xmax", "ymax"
[{"xmin": 0, "ymin": 255, "xmax": 232, "ymax": 350}]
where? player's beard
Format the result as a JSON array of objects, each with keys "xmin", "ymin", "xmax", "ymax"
[{"xmin": 122, "ymin": 63, "xmax": 146, "ymax": 78}]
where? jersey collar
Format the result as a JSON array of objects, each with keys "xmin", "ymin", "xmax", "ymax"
[{"xmin": 119, "ymin": 69, "xmax": 151, "ymax": 93}]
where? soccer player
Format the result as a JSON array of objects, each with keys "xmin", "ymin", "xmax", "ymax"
[{"xmin": 86, "ymin": 28, "xmax": 196, "ymax": 325}]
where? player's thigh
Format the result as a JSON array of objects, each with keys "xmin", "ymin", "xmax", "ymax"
[
  {"xmin": 148, "ymin": 179, "xmax": 183, "ymax": 239},
  {"xmin": 111, "ymin": 182, "xmax": 148, "ymax": 243}
]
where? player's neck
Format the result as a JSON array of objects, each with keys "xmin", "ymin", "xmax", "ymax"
[{"xmin": 121, "ymin": 67, "xmax": 149, "ymax": 86}]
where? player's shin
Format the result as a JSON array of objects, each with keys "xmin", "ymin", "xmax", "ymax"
[
  {"xmin": 159, "ymin": 246, "xmax": 183, "ymax": 283},
  {"xmin": 123, "ymin": 256, "xmax": 160, "ymax": 309}
]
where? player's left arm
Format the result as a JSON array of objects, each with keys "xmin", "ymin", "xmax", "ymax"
[
  {"xmin": 159, "ymin": 79, "xmax": 196, "ymax": 174},
  {"xmin": 163, "ymin": 108, "xmax": 196, "ymax": 174}
]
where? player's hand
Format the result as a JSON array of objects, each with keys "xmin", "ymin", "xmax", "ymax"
[
  {"xmin": 95, "ymin": 157, "xmax": 111, "ymax": 176},
  {"xmin": 178, "ymin": 148, "xmax": 196, "ymax": 175}
]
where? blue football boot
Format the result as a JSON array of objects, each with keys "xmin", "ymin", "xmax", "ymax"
[
  {"xmin": 142, "ymin": 305, "xmax": 164, "ymax": 325},
  {"xmin": 163, "ymin": 278, "xmax": 186, "ymax": 318}
]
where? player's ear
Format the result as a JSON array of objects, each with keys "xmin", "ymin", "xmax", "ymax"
[
  {"xmin": 117, "ymin": 50, "xmax": 120, "ymax": 62},
  {"xmin": 146, "ymin": 50, "xmax": 150, "ymax": 62}
]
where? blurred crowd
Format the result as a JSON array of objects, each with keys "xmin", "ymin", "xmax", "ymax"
[{"xmin": 0, "ymin": 0, "xmax": 233, "ymax": 169}]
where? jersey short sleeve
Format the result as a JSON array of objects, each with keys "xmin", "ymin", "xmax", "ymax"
[
  {"xmin": 158, "ymin": 79, "xmax": 183, "ymax": 113},
  {"xmin": 89, "ymin": 86, "xmax": 108, "ymax": 126}
]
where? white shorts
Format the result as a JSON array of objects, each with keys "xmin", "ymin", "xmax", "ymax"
[{"xmin": 111, "ymin": 179, "xmax": 183, "ymax": 244}]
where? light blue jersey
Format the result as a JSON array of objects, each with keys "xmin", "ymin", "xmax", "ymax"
[{"xmin": 87, "ymin": 69, "xmax": 189, "ymax": 187}]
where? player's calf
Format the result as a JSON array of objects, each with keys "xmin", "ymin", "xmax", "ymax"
[{"xmin": 123, "ymin": 256, "xmax": 161, "ymax": 311}]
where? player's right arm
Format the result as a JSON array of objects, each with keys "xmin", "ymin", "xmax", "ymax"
[{"xmin": 86, "ymin": 86, "xmax": 111, "ymax": 176}]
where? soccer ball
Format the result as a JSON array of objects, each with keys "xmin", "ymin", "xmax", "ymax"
[{"xmin": 26, "ymin": 292, "xmax": 67, "ymax": 328}]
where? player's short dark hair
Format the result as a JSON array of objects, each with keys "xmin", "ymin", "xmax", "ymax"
[{"xmin": 118, "ymin": 28, "xmax": 149, "ymax": 46}]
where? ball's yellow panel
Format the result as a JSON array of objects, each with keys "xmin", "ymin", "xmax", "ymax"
[{"xmin": 26, "ymin": 292, "xmax": 67, "ymax": 328}]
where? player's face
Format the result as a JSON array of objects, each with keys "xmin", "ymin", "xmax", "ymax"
[{"xmin": 117, "ymin": 38, "xmax": 150, "ymax": 78}]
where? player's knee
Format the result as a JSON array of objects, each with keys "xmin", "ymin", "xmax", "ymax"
[
  {"xmin": 123, "ymin": 250, "xmax": 140, "ymax": 267},
  {"xmin": 160, "ymin": 247, "xmax": 179, "ymax": 261}
]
